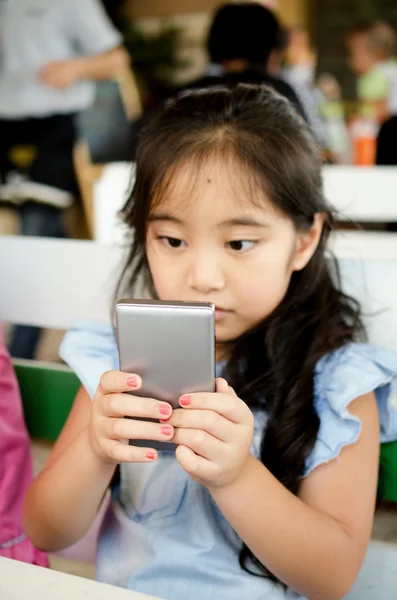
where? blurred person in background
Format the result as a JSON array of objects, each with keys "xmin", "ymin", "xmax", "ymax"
[
  {"xmin": 346, "ymin": 20, "xmax": 397, "ymax": 123},
  {"xmin": 132, "ymin": 3, "xmax": 307, "ymax": 159},
  {"xmin": 316, "ymin": 73, "xmax": 351, "ymax": 164},
  {"xmin": 282, "ymin": 27, "xmax": 317, "ymax": 90},
  {"xmin": 0, "ymin": 324, "xmax": 48, "ymax": 566},
  {"xmin": 267, "ymin": 26, "xmax": 330, "ymax": 151},
  {"xmin": 176, "ymin": 3, "xmax": 306, "ymax": 120},
  {"xmin": 0, "ymin": 0, "xmax": 129, "ymax": 359}
]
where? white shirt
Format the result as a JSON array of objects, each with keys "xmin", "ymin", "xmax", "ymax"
[{"xmin": 0, "ymin": 0, "xmax": 122, "ymax": 118}]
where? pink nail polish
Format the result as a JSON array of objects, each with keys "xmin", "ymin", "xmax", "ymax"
[
  {"xmin": 160, "ymin": 405, "xmax": 171, "ymax": 416},
  {"xmin": 161, "ymin": 426, "xmax": 173, "ymax": 437},
  {"xmin": 180, "ymin": 395, "xmax": 191, "ymax": 407},
  {"xmin": 127, "ymin": 376, "xmax": 137, "ymax": 387},
  {"xmin": 146, "ymin": 452, "xmax": 156, "ymax": 460}
]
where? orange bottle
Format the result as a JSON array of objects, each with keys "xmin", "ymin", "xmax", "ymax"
[{"xmin": 351, "ymin": 114, "xmax": 378, "ymax": 166}]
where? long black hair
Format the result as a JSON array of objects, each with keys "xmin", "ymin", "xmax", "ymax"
[{"xmin": 117, "ymin": 84, "xmax": 364, "ymax": 581}]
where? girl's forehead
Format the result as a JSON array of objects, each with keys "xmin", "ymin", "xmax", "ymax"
[{"xmin": 152, "ymin": 157, "xmax": 277, "ymax": 219}]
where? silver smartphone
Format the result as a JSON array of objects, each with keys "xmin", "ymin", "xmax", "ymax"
[{"xmin": 116, "ymin": 299, "xmax": 215, "ymax": 451}]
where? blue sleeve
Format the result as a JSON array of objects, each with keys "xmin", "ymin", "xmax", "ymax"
[
  {"xmin": 304, "ymin": 344, "xmax": 397, "ymax": 476},
  {"xmin": 60, "ymin": 320, "xmax": 119, "ymax": 399}
]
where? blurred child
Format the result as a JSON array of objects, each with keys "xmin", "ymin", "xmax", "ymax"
[
  {"xmin": 317, "ymin": 73, "xmax": 351, "ymax": 163},
  {"xmin": 0, "ymin": 326, "xmax": 47, "ymax": 566},
  {"xmin": 347, "ymin": 20, "xmax": 397, "ymax": 122},
  {"xmin": 268, "ymin": 27, "xmax": 329, "ymax": 150}
]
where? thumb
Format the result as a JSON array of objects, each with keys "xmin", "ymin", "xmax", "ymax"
[{"xmin": 215, "ymin": 377, "xmax": 236, "ymax": 396}]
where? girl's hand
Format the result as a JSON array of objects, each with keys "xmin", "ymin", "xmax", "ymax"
[
  {"xmin": 163, "ymin": 378, "xmax": 254, "ymax": 489},
  {"xmin": 88, "ymin": 371, "xmax": 174, "ymax": 464}
]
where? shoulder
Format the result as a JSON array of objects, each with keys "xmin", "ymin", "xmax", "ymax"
[
  {"xmin": 262, "ymin": 73, "xmax": 307, "ymax": 120},
  {"xmin": 60, "ymin": 320, "xmax": 119, "ymax": 398},
  {"xmin": 359, "ymin": 68, "xmax": 389, "ymax": 99},
  {"xmin": 304, "ymin": 343, "xmax": 397, "ymax": 476}
]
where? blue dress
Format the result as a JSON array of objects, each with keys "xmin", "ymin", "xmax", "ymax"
[{"xmin": 60, "ymin": 321, "xmax": 397, "ymax": 600}]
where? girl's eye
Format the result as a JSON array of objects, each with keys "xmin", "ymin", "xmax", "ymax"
[
  {"xmin": 227, "ymin": 240, "xmax": 256, "ymax": 252},
  {"xmin": 159, "ymin": 236, "xmax": 185, "ymax": 249}
]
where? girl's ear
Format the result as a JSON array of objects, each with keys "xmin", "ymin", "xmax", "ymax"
[{"xmin": 291, "ymin": 213, "xmax": 326, "ymax": 272}]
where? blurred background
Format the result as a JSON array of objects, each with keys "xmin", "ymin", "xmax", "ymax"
[{"xmin": 83, "ymin": 0, "xmax": 397, "ymax": 168}]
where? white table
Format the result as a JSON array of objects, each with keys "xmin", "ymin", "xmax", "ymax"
[
  {"xmin": 1, "ymin": 545, "xmax": 396, "ymax": 600},
  {"xmin": 0, "ymin": 558, "xmax": 162, "ymax": 600}
]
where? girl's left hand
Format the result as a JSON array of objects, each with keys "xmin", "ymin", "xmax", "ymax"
[{"xmin": 162, "ymin": 378, "xmax": 254, "ymax": 489}]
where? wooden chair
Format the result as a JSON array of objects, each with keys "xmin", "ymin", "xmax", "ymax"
[{"xmin": 74, "ymin": 65, "xmax": 142, "ymax": 238}]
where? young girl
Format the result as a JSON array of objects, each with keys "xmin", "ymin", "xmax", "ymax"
[{"xmin": 24, "ymin": 85, "xmax": 397, "ymax": 599}]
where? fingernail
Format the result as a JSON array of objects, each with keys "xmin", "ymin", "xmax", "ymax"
[
  {"xmin": 146, "ymin": 452, "xmax": 157, "ymax": 461},
  {"xmin": 161, "ymin": 426, "xmax": 173, "ymax": 437},
  {"xmin": 159, "ymin": 404, "xmax": 171, "ymax": 416},
  {"xmin": 127, "ymin": 376, "xmax": 138, "ymax": 388},
  {"xmin": 180, "ymin": 395, "xmax": 191, "ymax": 407}
]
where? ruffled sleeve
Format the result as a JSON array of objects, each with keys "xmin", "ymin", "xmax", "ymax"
[
  {"xmin": 60, "ymin": 320, "xmax": 119, "ymax": 399},
  {"xmin": 304, "ymin": 343, "xmax": 397, "ymax": 477}
]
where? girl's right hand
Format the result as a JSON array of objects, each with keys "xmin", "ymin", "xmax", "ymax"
[{"xmin": 88, "ymin": 371, "xmax": 174, "ymax": 464}]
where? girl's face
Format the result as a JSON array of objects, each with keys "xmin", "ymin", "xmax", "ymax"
[{"xmin": 146, "ymin": 158, "xmax": 323, "ymax": 359}]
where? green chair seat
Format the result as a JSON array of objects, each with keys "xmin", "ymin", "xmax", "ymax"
[
  {"xmin": 14, "ymin": 359, "xmax": 79, "ymax": 442},
  {"xmin": 379, "ymin": 441, "xmax": 397, "ymax": 503}
]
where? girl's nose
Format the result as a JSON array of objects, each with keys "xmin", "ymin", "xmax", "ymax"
[{"xmin": 187, "ymin": 251, "xmax": 225, "ymax": 294}]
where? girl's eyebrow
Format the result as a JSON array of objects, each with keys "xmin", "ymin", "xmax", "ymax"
[
  {"xmin": 149, "ymin": 213, "xmax": 270, "ymax": 228},
  {"xmin": 221, "ymin": 218, "xmax": 271, "ymax": 228},
  {"xmin": 148, "ymin": 213, "xmax": 184, "ymax": 224}
]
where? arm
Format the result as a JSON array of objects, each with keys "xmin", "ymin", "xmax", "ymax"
[
  {"xmin": 38, "ymin": 47, "xmax": 130, "ymax": 90},
  {"xmin": 40, "ymin": 0, "xmax": 129, "ymax": 88},
  {"xmin": 23, "ymin": 386, "xmax": 116, "ymax": 552},
  {"xmin": 209, "ymin": 392, "xmax": 379, "ymax": 600},
  {"xmin": 23, "ymin": 371, "xmax": 177, "ymax": 552},
  {"xmin": 68, "ymin": 46, "xmax": 129, "ymax": 81}
]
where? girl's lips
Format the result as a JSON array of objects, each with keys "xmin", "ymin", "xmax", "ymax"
[{"xmin": 215, "ymin": 307, "xmax": 231, "ymax": 317}]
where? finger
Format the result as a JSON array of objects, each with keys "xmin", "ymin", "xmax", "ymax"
[
  {"xmin": 215, "ymin": 378, "xmax": 237, "ymax": 396},
  {"xmin": 164, "ymin": 408, "xmax": 233, "ymax": 442},
  {"xmin": 215, "ymin": 378, "xmax": 229, "ymax": 394},
  {"xmin": 104, "ymin": 440, "xmax": 159, "ymax": 463},
  {"xmin": 176, "ymin": 445, "xmax": 215, "ymax": 479},
  {"xmin": 103, "ymin": 417, "xmax": 175, "ymax": 443},
  {"xmin": 98, "ymin": 370, "xmax": 142, "ymax": 395},
  {"xmin": 178, "ymin": 391, "xmax": 245, "ymax": 424},
  {"xmin": 102, "ymin": 392, "xmax": 172, "ymax": 421},
  {"xmin": 172, "ymin": 427, "xmax": 223, "ymax": 460}
]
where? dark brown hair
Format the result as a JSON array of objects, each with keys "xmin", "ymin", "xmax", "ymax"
[{"xmin": 117, "ymin": 84, "xmax": 364, "ymax": 581}]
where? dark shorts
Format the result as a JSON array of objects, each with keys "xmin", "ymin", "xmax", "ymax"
[{"xmin": 0, "ymin": 113, "xmax": 78, "ymax": 208}]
